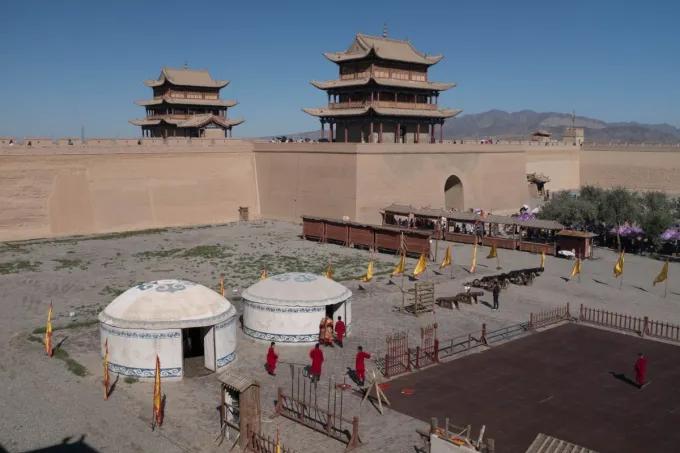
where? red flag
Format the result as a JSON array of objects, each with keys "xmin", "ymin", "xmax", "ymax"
[
  {"xmin": 45, "ymin": 302, "xmax": 53, "ymax": 357},
  {"xmin": 152, "ymin": 355, "xmax": 163, "ymax": 428},
  {"xmin": 103, "ymin": 339, "xmax": 110, "ymax": 400}
]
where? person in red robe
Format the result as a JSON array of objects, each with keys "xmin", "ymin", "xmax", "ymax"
[
  {"xmin": 355, "ymin": 345, "xmax": 371, "ymax": 386},
  {"xmin": 335, "ymin": 316, "xmax": 346, "ymax": 347},
  {"xmin": 634, "ymin": 352, "xmax": 648, "ymax": 388},
  {"xmin": 309, "ymin": 343, "xmax": 324, "ymax": 383},
  {"xmin": 266, "ymin": 342, "xmax": 278, "ymax": 376}
]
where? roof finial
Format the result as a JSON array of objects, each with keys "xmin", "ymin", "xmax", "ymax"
[{"xmin": 383, "ymin": 23, "xmax": 388, "ymax": 38}]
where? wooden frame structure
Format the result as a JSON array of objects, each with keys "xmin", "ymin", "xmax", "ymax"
[
  {"xmin": 275, "ymin": 366, "xmax": 362, "ymax": 451},
  {"xmin": 302, "ymin": 215, "xmax": 431, "ymax": 257},
  {"xmin": 218, "ymin": 372, "xmax": 261, "ymax": 450},
  {"xmin": 381, "ymin": 204, "xmax": 564, "ymax": 256},
  {"xmin": 401, "ymin": 281, "xmax": 435, "ymax": 316}
]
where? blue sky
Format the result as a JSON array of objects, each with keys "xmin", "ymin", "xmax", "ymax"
[{"xmin": 1, "ymin": 0, "xmax": 678, "ymax": 138}]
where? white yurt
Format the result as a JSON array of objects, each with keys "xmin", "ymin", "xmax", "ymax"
[
  {"xmin": 99, "ymin": 279, "xmax": 237, "ymax": 380},
  {"xmin": 241, "ymin": 272, "xmax": 352, "ymax": 343}
]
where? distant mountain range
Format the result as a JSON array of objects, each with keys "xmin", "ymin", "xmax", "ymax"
[{"xmin": 275, "ymin": 110, "xmax": 680, "ymax": 144}]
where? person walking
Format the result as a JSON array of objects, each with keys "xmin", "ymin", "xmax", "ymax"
[
  {"xmin": 492, "ymin": 281, "xmax": 500, "ymax": 310},
  {"xmin": 634, "ymin": 353, "xmax": 648, "ymax": 388},
  {"xmin": 355, "ymin": 345, "xmax": 371, "ymax": 386},
  {"xmin": 335, "ymin": 316, "xmax": 346, "ymax": 347},
  {"xmin": 309, "ymin": 343, "xmax": 324, "ymax": 383},
  {"xmin": 265, "ymin": 341, "xmax": 278, "ymax": 376}
]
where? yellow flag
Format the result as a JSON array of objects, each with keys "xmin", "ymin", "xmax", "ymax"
[
  {"xmin": 653, "ymin": 260, "xmax": 669, "ymax": 285},
  {"xmin": 486, "ymin": 244, "xmax": 497, "ymax": 259},
  {"xmin": 260, "ymin": 269, "xmax": 268, "ymax": 280},
  {"xmin": 45, "ymin": 302, "xmax": 53, "ymax": 357},
  {"xmin": 413, "ymin": 253, "xmax": 427, "ymax": 277},
  {"xmin": 440, "ymin": 246, "xmax": 452, "ymax": 269},
  {"xmin": 392, "ymin": 254, "xmax": 406, "ymax": 276},
  {"xmin": 470, "ymin": 244, "xmax": 478, "ymax": 273},
  {"xmin": 613, "ymin": 251, "xmax": 625, "ymax": 278},
  {"xmin": 153, "ymin": 355, "xmax": 162, "ymax": 428},
  {"xmin": 540, "ymin": 251, "xmax": 546, "ymax": 269},
  {"xmin": 570, "ymin": 258, "xmax": 581, "ymax": 278},
  {"xmin": 104, "ymin": 339, "xmax": 110, "ymax": 400},
  {"xmin": 322, "ymin": 262, "xmax": 334, "ymax": 280},
  {"xmin": 361, "ymin": 261, "xmax": 374, "ymax": 282}
]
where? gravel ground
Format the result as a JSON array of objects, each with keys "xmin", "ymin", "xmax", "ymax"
[{"xmin": 0, "ymin": 220, "xmax": 678, "ymax": 452}]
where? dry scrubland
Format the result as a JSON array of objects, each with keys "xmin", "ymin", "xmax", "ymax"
[{"xmin": 1, "ymin": 220, "xmax": 679, "ymax": 452}]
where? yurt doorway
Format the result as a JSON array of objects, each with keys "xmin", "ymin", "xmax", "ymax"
[
  {"xmin": 182, "ymin": 326, "xmax": 216, "ymax": 376},
  {"xmin": 326, "ymin": 302, "xmax": 346, "ymax": 322}
]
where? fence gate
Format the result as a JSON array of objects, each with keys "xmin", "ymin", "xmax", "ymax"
[
  {"xmin": 415, "ymin": 323, "xmax": 439, "ymax": 368},
  {"xmin": 384, "ymin": 331, "xmax": 410, "ymax": 378}
]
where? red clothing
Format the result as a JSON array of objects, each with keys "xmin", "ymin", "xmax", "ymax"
[
  {"xmin": 355, "ymin": 351, "xmax": 371, "ymax": 381},
  {"xmin": 635, "ymin": 356, "xmax": 648, "ymax": 385},
  {"xmin": 266, "ymin": 347, "xmax": 278, "ymax": 373},
  {"xmin": 335, "ymin": 320, "xmax": 346, "ymax": 342},
  {"xmin": 309, "ymin": 347, "xmax": 324, "ymax": 376}
]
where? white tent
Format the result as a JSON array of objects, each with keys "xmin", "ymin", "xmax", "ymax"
[
  {"xmin": 241, "ymin": 272, "xmax": 352, "ymax": 344},
  {"xmin": 99, "ymin": 279, "xmax": 237, "ymax": 380}
]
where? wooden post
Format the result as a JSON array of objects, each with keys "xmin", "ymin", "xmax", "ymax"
[
  {"xmin": 344, "ymin": 123, "xmax": 349, "ymax": 143},
  {"xmin": 320, "ymin": 120, "xmax": 325, "ymax": 140},
  {"xmin": 481, "ymin": 323, "xmax": 488, "ymax": 345},
  {"xmin": 396, "ymin": 122, "xmax": 400, "ymax": 143},
  {"xmin": 643, "ymin": 316, "xmax": 649, "ymax": 337},
  {"xmin": 369, "ymin": 121, "xmax": 374, "ymax": 143},
  {"xmin": 416, "ymin": 123, "xmax": 420, "ymax": 143},
  {"xmin": 439, "ymin": 121, "xmax": 443, "ymax": 143},
  {"xmin": 347, "ymin": 416, "xmax": 362, "ymax": 449},
  {"xmin": 379, "ymin": 122, "xmax": 383, "ymax": 143}
]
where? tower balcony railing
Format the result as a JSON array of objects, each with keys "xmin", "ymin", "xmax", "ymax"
[{"xmin": 329, "ymin": 100, "xmax": 437, "ymax": 110}]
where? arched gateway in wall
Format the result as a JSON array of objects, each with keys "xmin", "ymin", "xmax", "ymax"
[{"xmin": 444, "ymin": 175, "xmax": 464, "ymax": 210}]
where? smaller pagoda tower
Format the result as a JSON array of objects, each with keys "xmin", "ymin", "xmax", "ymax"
[
  {"xmin": 130, "ymin": 67, "xmax": 243, "ymax": 138},
  {"xmin": 304, "ymin": 32, "xmax": 461, "ymax": 143}
]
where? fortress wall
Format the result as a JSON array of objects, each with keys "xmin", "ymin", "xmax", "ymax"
[
  {"xmin": 525, "ymin": 146, "xmax": 581, "ymax": 193},
  {"xmin": 253, "ymin": 143, "xmax": 358, "ymax": 222},
  {"xmin": 580, "ymin": 146, "xmax": 680, "ymax": 194},
  {"xmin": 353, "ymin": 144, "xmax": 529, "ymax": 223},
  {"xmin": 0, "ymin": 141, "xmax": 259, "ymax": 241}
]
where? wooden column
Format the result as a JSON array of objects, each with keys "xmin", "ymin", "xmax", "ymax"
[
  {"xmin": 320, "ymin": 120, "xmax": 325, "ymax": 140},
  {"xmin": 379, "ymin": 121, "xmax": 383, "ymax": 143},
  {"xmin": 370, "ymin": 120, "xmax": 374, "ymax": 143},
  {"xmin": 439, "ymin": 121, "xmax": 444, "ymax": 143},
  {"xmin": 344, "ymin": 122, "xmax": 349, "ymax": 143},
  {"xmin": 430, "ymin": 122, "xmax": 434, "ymax": 143},
  {"xmin": 329, "ymin": 121, "xmax": 334, "ymax": 142},
  {"xmin": 396, "ymin": 122, "xmax": 400, "ymax": 143}
]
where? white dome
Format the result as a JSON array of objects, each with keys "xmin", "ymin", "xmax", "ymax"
[
  {"xmin": 99, "ymin": 279, "xmax": 235, "ymax": 329},
  {"xmin": 241, "ymin": 272, "xmax": 351, "ymax": 307}
]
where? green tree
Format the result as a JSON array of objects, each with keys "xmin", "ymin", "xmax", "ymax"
[
  {"xmin": 600, "ymin": 187, "xmax": 641, "ymax": 251},
  {"xmin": 639, "ymin": 191, "xmax": 674, "ymax": 248}
]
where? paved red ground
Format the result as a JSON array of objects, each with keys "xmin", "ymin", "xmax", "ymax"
[{"xmin": 384, "ymin": 323, "xmax": 680, "ymax": 453}]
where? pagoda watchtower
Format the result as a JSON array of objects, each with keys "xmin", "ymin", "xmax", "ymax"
[
  {"xmin": 303, "ymin": 33, "xmax": 460, "ymax": 143},
  {"xmin": 130, "ymin": 67, "xmax": 243, "ymax": 138}
]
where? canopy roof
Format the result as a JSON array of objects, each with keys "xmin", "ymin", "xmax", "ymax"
[
  {"xmin": 129, "ymin": 115, "xmax": 244, "ymax": 128},
  {"xmin": 303, "ymin": 106, "xmax": 461, "ymax": 119},
  {"xmin": 144, "ymin": 67, "xmax": 229, "ymax": 88},
  {"xmin": 324, "ymin": 33, "xmax": 443, "ymax": 66},
  {"xmin": 383, "ymin": 204, "xmax": 565, "ymax": 230},
  {"xmin": 311, "ymin": 77, "xmax": 455, "ymax": 92},
  {"xmin": 242, "ymin": 272, "xmax": 351, "ymax": 307},
  {"xmin": 135, "ymin": 97, "xmax": 237, "ymax": 107},
  {"xmin": 556, "ymin": 230, "xmax": 597, "ymax": 238},
  {"xmin": 99, "ymin": 279, "xmax": 236, "ymax": 329}
]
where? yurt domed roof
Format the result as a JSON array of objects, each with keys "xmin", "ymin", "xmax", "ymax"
[
  {"xmin": 241, "ymin": 272, "xmax": 351, "ymax": 307},
  {"xmin": 99, "ymin": 279, "xmax": 236, "ymax": 329}
]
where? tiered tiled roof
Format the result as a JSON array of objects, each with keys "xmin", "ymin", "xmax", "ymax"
[
  {"xmin": 129, "ymin": 114, "xmax": 244, "ymax": 128},
  {"xmin": 135, "ymin": 97, "xmax": 238, "ymax": 107},
  {"xmin": 303, "ymin": 106, "xmax": 461, "ymax": 119},
  {"xmin": 144, "ymin": 67, "xmax": 229, "ymax": 88},
  {"xmin": 324, "ymin": 33, "xmax": 443, "ymax": 66},
  {"xmin": 311, "ymin": 77, "xmax": 455, "ymax": 92}
]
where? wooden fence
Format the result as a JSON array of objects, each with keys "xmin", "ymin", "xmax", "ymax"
[
  {"xmin": 245, "ymin": 425, "xmax": 297, "ymax": 453},
  {"xmin": 529, "ymin": 304, "xmax": 572, "ymax": 329},
  {"xmin": 578, "ymin": 304, "xmax": 680, "ymax": 342}
]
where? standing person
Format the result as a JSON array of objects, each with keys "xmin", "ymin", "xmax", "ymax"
[
  {"xmin": 324, "ymin": 317, "xmax": 334, "ymax": 347},
  {"xmin": 335, "ymin": 316, "xmax": 346, "ymax": 347},
  {"xmin": 492, "ymin": 281, "xmax": 500, "ymax": 310},
  {"xmin": 309, "ymin": 343, "xmax": 324, "ymax": 383},
  {"xmin": 355, "ymin": 345, "xmax": 371, "ymax": 386},
  {"xmin": 265, "ymin": 341, "xmax": 278, "ymax": 376},
  {"xmin": 634, "ymin": 353, "xmax": 648, "ymax": 388}
]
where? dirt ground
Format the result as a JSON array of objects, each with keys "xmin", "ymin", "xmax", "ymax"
[
  {"xmin": 385, "ymin": 323, "xmax": 680, "ymax": 453},
  {"xmin": 0, "ymin": 220, "xmax": 678, "ymax": 452}
]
